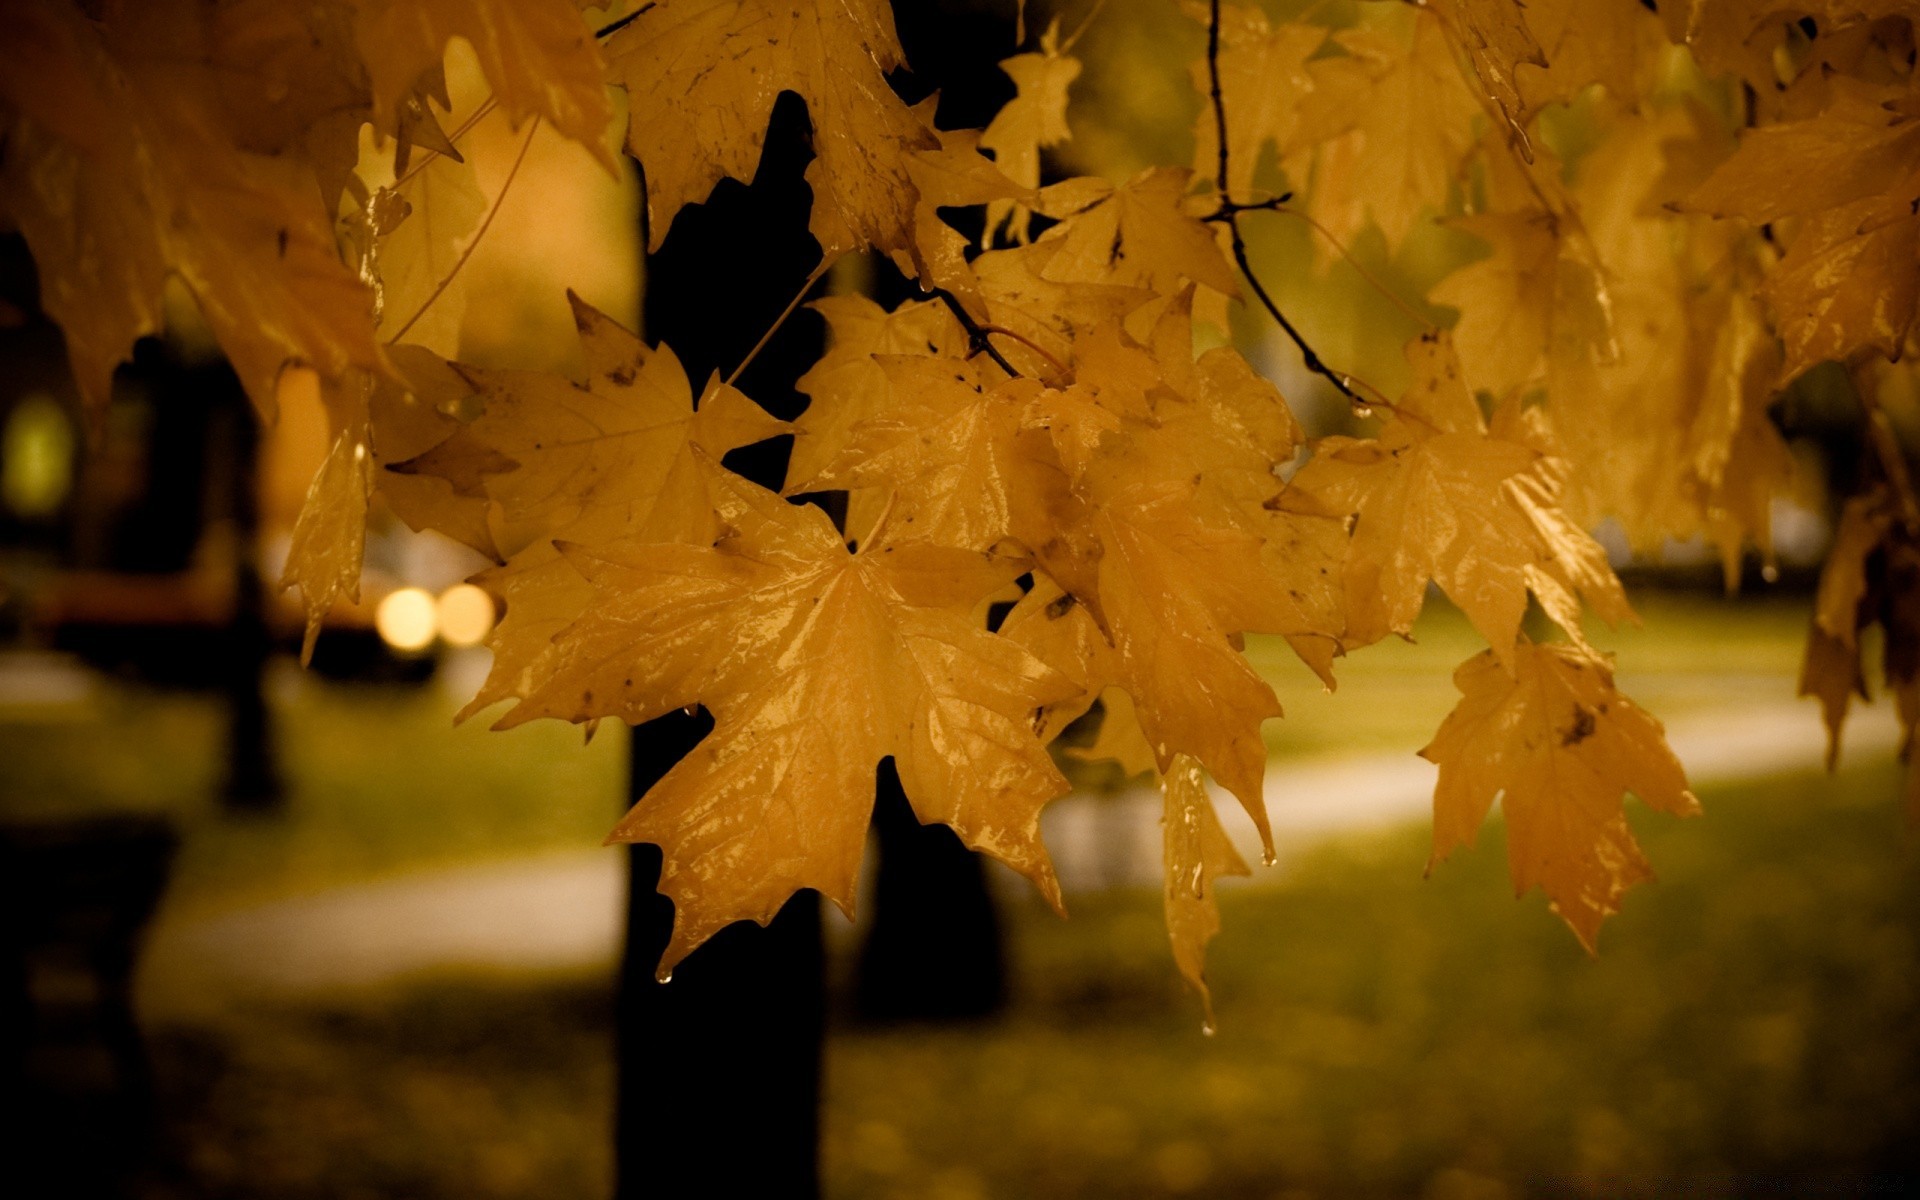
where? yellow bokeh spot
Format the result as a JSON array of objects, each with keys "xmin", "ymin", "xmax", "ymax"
[
  {"xmin": 375, "ymin": 587, "xmax": 438, "ymax": 653},
  {"xmin": 437, "ymin": 584, "xmax": 496, "ymax": 648}
]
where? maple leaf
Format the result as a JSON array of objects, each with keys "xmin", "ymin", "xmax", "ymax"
[
  {"xmin": 497, "ymin": 471, "xmax": 1076, "ymax": 973},
  {"xmin": 341, "ymin": 144, "xmax": 488, "ymax": 357},
  {"xmin": 276, "ymin": 369, "xmax": 373, "ymax": 663},
  {"xmin": 1291, "ymin": 335, "xmax": 1630, "ymax": 665},
  {"xmin": 349, "ymin": 0, "xmax": 616, "ymax": 166},
  {"xmin": 1686, "ymin": 80, "xmax": 1920, "ymax": 380},
  {"xmin": 1419, "ymin": 0, "xmax": 1546, "ymax": 159},
  {"xmin": 0, "ymin": 0, "xmax": 383, "ymax": 417},
  {"xmin": 1798, "ymin": 487, "xmax": 1900, "ymax": 765},
  {"xmin": 1423, "ymin": 638, "xmax": 1699, "ymax": 952},
  {"xmin": 789, "ymin": 294, "xmax": 970, "ymax": 490},
  {"xmin": 1161, "ymin": 753, "xmax": 1250, "ymax": 1027},
  {"xmin": 394, "ymin": 294, "xmax": 790, "ymax": 553},
  {"xmin": 1288, "ymin": 10, "xmax": 1482, "ymax": 256},
  {"xmin": 1037, "ymin": 167, "xmax": 1241, "ymax": 301},
  {"xmin": 369, "ymin": 344, "xmax": 501, "ymax": 564},
  {"xmin": 1429, "ymin": 193, "xmax": 1615, "ymax": 400},
  {"xmin": 980, "ymin": 19, "xmax": 1081, "ymax": 241},
  {"xmin": 805, "ymin": 359, "xmax": 1066, "ymax": 556},
  {"xmin": 1513, "ymin": 0, "xmax": 1663, "ymax": 113},
  {"xmin": 1182, "ymin": 3, "xmax": 1325, "ymax": 200},
  {"xmin": 603, "ymin": 0, "xmax": 936, "ymax": 260}
]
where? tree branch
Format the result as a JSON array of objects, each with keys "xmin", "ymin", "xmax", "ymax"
[
  {"xmin": 1204, "ymin": 0, "xmax": 1369, "ymax": 411},
  {"xmin": 932, "ymin": 288, "xmax": 1023, "ymax": 380}
]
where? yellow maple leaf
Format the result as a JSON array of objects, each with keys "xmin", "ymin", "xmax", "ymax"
[
  {"xmin": 1422, "ymin": 638, "xmax": 1699, "ymax": 952},
  {"xmin": 1037, "ymin": 166, "xmax": 1241, "ymax": 301},
  {"xmin": 1687, "ymin": 79, "xmax": 1920, "ymax": 380},
  {"xmin": 350, "ymin": 0, "xmax": 616, "ymax": 166},
  {"xmin": 0, "ymin": 0, "xmax": 383, "ymax": 417},
  {"xmin": 1420, "ymin": 0, "xmax": 1547, "ymax": 159},
  {"xmin": 1181, "ymin": 3, "xmax": 1325, "ymax": 199},
  {"xmin": 604, "ymin": 0, "xmax": 936, "ymax": 260},
  {"xmin": 1161, "ymin": 753, "xmax": 1250, "ymax": 1028},
  {"xmin": 276, "ymin": 369, "xmax": 373, "ymax": 664},
  {"xmin": 1291, "ymin": 334, "xmax": 1630, "ymax": 664},
  {"xmin": 1513, "ymin": 0, "xmax": 1663, "ymax": 114},
  {"xmin": 1288, "ymin": 9, "xmax": 1482, "ymax": 256},
  {"xmin": 394, "ymin": 294, "xmax": 790, "ymax": 553},
  {"xmin": 981, "ymin": 18, "xmax": 1081, "ymax": 242},
  {"xmin": 370, "ymin": 344, "xmax": 501, "ymax": 564},
  {"xmin": 789, "ymin": 294, "xmax": 970, "ymax": 490},
  {"xmin": 496, "ymin": 470, "xmax": 1076, "ymax": 973}
]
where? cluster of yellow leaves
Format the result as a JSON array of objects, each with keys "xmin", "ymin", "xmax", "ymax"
[{"xmin": 4, "ymin": 0, "xmax": 1914, "ymax": 1008}]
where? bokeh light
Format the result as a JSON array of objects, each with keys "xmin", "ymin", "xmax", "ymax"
[
  {"xmin": 375, "ymin": 587, "xmax": 438, "ymax": 653},
  {"xmin": 436, "ymin": 584, "xmax": 496, "ymax": 648}
]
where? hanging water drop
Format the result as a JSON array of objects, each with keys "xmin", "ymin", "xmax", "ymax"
[
  {"xmin": 1351, "ymin": 402, "xmax": 1373, "ymax": 420},
  {"xmin": 656, "ymin": 969, "xmax": 673, "ymax": 985},
  {"xmin": 1761, "ymin": 563, "xmax": 1779, "ymax": 584},
  {"xmin": 1201, "ymin": 1018, "xmax": 1217, "ymax": 1038},
  {"xmin": 1261, "ymin": 847, "xmax": 1278, "ymax": 868}
]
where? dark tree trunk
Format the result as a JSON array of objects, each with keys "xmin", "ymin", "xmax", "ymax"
[
  {"xmin": 614, "ymin": 4, "xmax": 1024, "ymax": 1188},
  {"xmin": 616, "ymin": 92, "xmax": 828, "ymax": 1200}
]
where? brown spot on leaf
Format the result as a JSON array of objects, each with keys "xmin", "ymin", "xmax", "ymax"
[{"xmin": 1560, "ymin": 704, "xmax": 1596, "ymax": 747}]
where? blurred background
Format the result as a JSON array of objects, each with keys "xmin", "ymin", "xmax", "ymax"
[{"xmin": 2, "ymin": 1, "xmax": 1917, "ymax": 1198}]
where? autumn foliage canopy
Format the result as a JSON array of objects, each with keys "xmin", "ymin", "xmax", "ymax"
[{"xmin": 3, "ymin": 0, "xmax": 1918, "ymax": 1016}]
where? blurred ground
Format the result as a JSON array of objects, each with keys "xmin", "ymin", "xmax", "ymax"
[{"xmin": 5, "ymin": 591, "xmax": 1919, "ymax": 1197}]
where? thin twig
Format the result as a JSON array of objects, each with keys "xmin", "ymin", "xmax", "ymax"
[
  {"xmin": 1059, "ymin": 0, "xmax": 1113, "ymax": 55},
  {"xmin": 1205, "ymin": 0, "xmax": 1373, "ymax": 410},
  {"xmin": 386, "ymin": 118, "xmax": 540, "ymax": 345},
  {"xmin": 1201, "ymin": 194, "xmax": 1293, "ymax": 221},
  {"xmin": 933, "ymin": 289, "xmax": 1023, "ymax": 379},
  {"xmin": 726, "ymin": 261, "xmax": 830, "ymax": 387},
  {"xmin": 1207, "ymin": 0, "xmax": 1230, "ymax": 197},
  {"xmin": 976, "ymin": 324, "xmax": 1069, "ymax": 380},
  {"xmin": 395, "ymin": 96, "xmax": 498, "ymax": 190},
  {"xmin": 595, "ymin": 3, "xmax": 655, "ymax": 40}
]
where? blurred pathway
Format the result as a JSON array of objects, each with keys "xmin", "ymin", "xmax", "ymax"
[{"xmin": 138, "ymin": 699, "xmax": 1905, "ymax": 1016}]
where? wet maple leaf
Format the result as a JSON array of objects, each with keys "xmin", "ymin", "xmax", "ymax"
[
  {"xmin": 603, "ymin": 0, "xmax": 935, "ymax": 259},
  {"xmin": 1292, "ymin": 335, "xmax": 1630, "ymax": 666},
  {"xmin": 789, "ymin": 295, "xmax": 970, "ymax": 490},
  {"xmin": 498, "ymin": 471, "xmax": 1076, "ymax": 973},
  {"xmin": 276, "ymin": 369, "xmax": 373, "ymax": 663},
  {"xmin": 1419, "ymin": 0, "xmax": 1546, "ymax": 158},
  {"xmin": 394, "ymin": 294, "xmax": 789, "ymax": 552},
  {"xmin": 1037, "ymin": 167, "xmax": 1240, "ymax": 301},
  {"xmin": 1423, "ymin": 639, "xmax": 1699, "ymax": 952},
  {"xmin": 1161, "ymin": 753, "xmax": 1250, "ymax": 1027}
]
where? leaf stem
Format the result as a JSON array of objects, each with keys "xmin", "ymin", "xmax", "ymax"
[
  {"xmin": 386, "ymin": 117, "xmax": 540, "ymax": 346},
  {"xmin": 725, "ymin": 261, "xmax": 830, "ymax": 388},
  {"xmin": 976, "ymin": 324, "xmax": 1069, "ymax": 381}
]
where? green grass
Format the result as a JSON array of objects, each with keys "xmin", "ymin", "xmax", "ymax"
[
  {"xmin": 0, "ymin": 669, "xmax": 628, "ymax": 916},
  {"xmin": 0, "ymin": 589, "xmax": 1818, "ymax": 914},
  {"xmin": 1245, "ymin": 588, "xmax": 1813, "ymax": 760},
  {"xmin": 829, "ymin": 757, "xmax": 1920, "ymax": 1198},
  {"xmin": 122, "ymin": 759, "xmax": 1920, "ymax": 1199}
]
